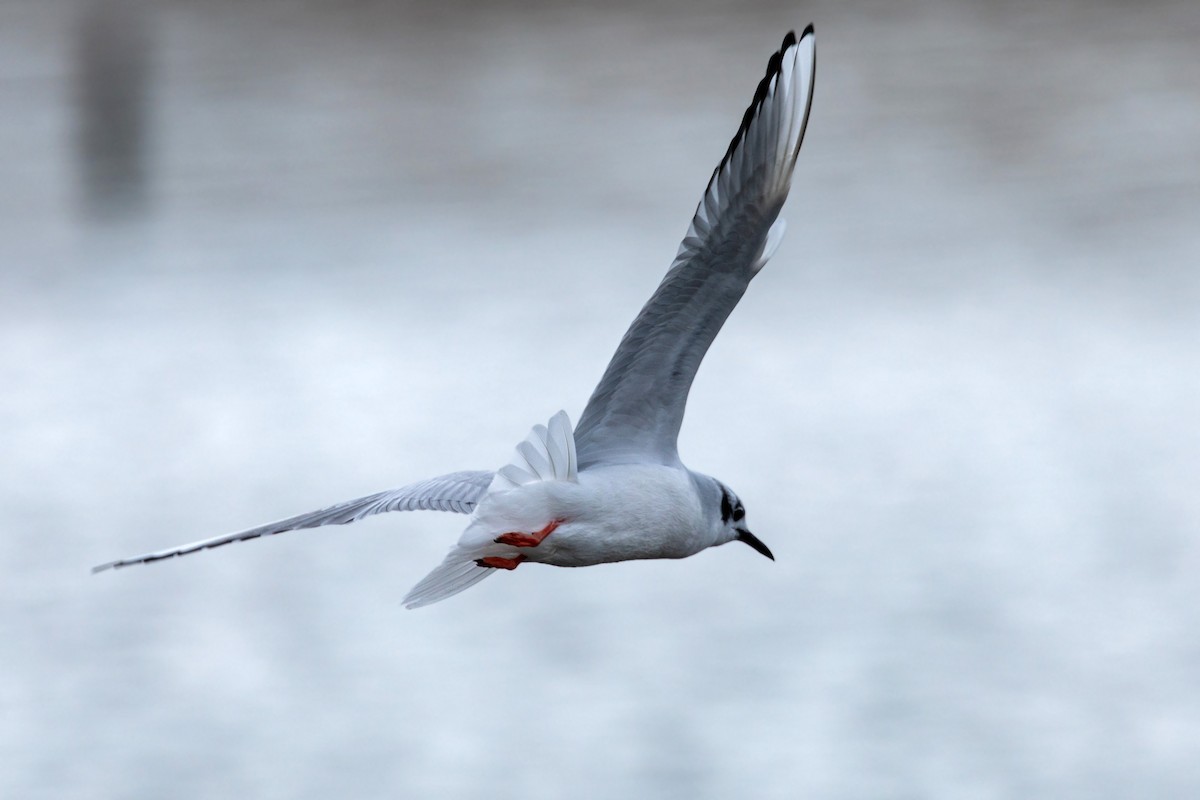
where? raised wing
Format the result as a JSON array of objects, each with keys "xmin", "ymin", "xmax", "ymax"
[
  {"xmin": 91, "ymin": 470, "xmax": 494, "ymax": 572},
  {"xmin": 574, "ymin": 27, "xmax": 816, "ymax": 469}
]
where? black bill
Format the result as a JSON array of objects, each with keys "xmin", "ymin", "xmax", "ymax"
[{"xmin": 736, "ymin": 529, "xmax": 774, "ymax": 561}]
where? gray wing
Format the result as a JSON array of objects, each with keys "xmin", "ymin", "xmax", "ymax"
[
  {"xmin": 92, "ymin": 470, "xmax": 494, "ymax": 572},
  {"xmin": 574, "ymin": 28, "xmax": 816, "ymax": 469}
]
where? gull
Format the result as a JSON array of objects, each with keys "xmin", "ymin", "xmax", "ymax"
[{"xmin": 94, "ymin": 27, "xmax": 817, "ymax": 608}]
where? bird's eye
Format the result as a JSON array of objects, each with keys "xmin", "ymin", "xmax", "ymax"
[{"xmin": 733, "ymin": 506, "xmax": 745, "ymax": 522}]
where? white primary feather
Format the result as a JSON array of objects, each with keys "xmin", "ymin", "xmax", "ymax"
[{"xmin": 753, "ymin": 219, "xmax": 787, "ymax": 273}]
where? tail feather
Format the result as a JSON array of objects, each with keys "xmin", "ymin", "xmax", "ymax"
[
  {"xmin": 403, "ymin": 549, "xmax": 495, "ymax": 609},
  {"xmin": 405, "ymin": 412, "xmax": 578, "ymax": 608},
  {"xmin": 488, "ymin": 410, "xmax": 578, "ymax": 492}
]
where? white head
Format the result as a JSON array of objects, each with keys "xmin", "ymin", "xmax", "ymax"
[{"xmin": 702, "ymin": 475, "xmax": 774, "ymax": 560}]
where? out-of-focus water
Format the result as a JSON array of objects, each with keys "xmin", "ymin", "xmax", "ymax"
[{"xmin": 3, "ymin": 1, "xmax": 1198, "ymax": 797}]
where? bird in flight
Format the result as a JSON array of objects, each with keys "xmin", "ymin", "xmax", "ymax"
[{"xmin": 94, "ymin": 27, "xmax": 818, "ymax": 608}]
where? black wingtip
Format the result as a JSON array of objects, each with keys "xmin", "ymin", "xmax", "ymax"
[{"xmin": 709, "ymin": 26, "xmax": 815, "ymax": 189}]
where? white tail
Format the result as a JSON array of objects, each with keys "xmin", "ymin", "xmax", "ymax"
[
  {"xmin": 488, "ymin": 410, "xmax": 578, "ymax": 492},
  {"xmin": 403, "ymin": 412, "xmax": 578, "ymax": 609},
  {"xmin": 403, "ymin": 551, "xmax": 496, "ymax": 609}
]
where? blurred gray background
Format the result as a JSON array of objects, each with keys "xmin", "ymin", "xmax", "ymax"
[{"xmin": 3, "ymin": 0, "xmax": 1198, "ymax": 797}]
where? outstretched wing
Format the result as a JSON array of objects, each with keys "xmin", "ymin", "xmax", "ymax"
[
  {"xmin": 574, "ymin": 27, "xmax": 816, "ymax": 469},
  {"xmin": 91, "ymin": 470, "xmax": 494, "ymax": 572}
]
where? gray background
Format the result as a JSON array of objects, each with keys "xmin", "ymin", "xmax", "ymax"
[{"xmin": 3, "ymin": 0, "xmax": 1198, "ymax": 797}]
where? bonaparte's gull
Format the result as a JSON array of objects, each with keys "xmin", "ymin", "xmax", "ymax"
[{"xmin": 94, "ymin": 27, "xmax": 817, "ymax": 608}]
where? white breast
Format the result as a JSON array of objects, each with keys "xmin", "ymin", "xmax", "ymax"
[{"xmin": 462, "ymin": 464, "xmax": 711, "ymax": 568}]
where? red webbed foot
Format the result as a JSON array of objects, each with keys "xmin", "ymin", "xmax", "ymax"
[
  {"xmin": 475, "ymin": 555, "xmax": 527, "ymax": 570},
  {"xmin": 494, "ymin": 519, "xmax": 561, "ymax": 548}
]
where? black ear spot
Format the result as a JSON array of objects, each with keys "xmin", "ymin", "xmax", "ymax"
[
  {"xmin": 733, "ymin": 506, "xmax": 745, "ymax": 522},
  {"xmin": 720, "ymin": 488, "xmax": 733, "ymax": 524}
]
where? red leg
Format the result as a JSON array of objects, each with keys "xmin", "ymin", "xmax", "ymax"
[
  {"xmin": 475, "ymin": 555, "xmax": 527, "ymax": 570},
  {"xmin": 494, "ymin": 519, "xmax": 561, "ymax": 548}
]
